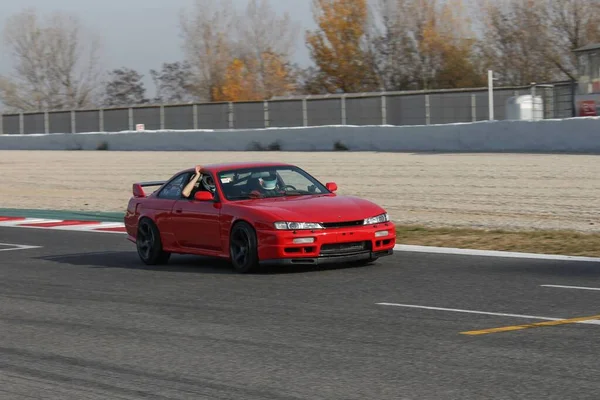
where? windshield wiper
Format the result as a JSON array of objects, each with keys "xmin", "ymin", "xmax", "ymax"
[
  {"xmin": 282, "ymin": 190, "xmax": 312, "ymax": 196},
  {"xmin": 227, "ymin": 195, "xmax": 252, "ymax": 200}
]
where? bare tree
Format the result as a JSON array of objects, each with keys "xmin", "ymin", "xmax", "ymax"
[
  {"xmin": 150, "ymin": 61, "xmax": 198, "ymax": 103},
  {"xmin": 0, "ymin": 8, "xmax": 103, "ymax": 112},
  {"xmin": 238, "ymin": 0, "xmax": 299, "ymax": 60},
  {"xmin": 542, "ymin": 0, "xmax": 600, "ymax": 80},
  {"xmin": 473, "ymin": 0, "xmax": 557, "ymax": 86},
  {"xmin": 368, "ymin": 0, "xmax": 409, "ymax": 90},
  {"xmin": 179, "ymin": 0, "xmax": 300, "ymax": 101},
  {"xmin": 369, "ymin": 0, "xmax": 481, "ymax": 90},
  {"xmin": 102, "ymin": 67, "xmax": 149, "ymax": 107},
  {"xmin": 179, "ymin": 0, "xmax": 238, "ymax": 101}
]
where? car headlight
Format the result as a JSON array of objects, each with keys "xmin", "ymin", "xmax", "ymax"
[
  {"xmin": 363, "ymin": 213, "xmax": 389, "ymax": 225},
  {"xmin": 274, "ymin": 221, "xmax": 324, "ymax": 230}
]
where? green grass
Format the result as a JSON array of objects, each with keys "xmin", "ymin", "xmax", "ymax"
[{"xmin": 395, "ymin": 225, "xmax": 600, "ymax": 257}]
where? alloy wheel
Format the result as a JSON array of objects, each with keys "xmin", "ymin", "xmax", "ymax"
[
  {"xmin": 230, "ymin": 228, "xmax": 250, "ymax": 267},
  {"xmin": 137, "ymin": 221, "xmax": 154, "ymax": 261},
  {"xmin": 229, "ymin": 222, "xmax": 258, "ymax": 273}
]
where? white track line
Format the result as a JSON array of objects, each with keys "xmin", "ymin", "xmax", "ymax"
[
  {"xmin": 51, "ymin": 222, "xmax": 125, "ymax": 231},
  {"xmin": 393, "ymin": 244, "xmax": 600, "ymax": 263},
  {"xmin": 376, "ymin": 302, "xmax": 600, "ymax": 325},
  {"xmin": 0, "ymin": 243, "xmax": 42, "ymax": 252},
  {"xmin": 0, "ymin": 218, "xmax": 62, "ymax": 226},
  {"xmin": 541, "ymin": 284, "xmax": 600, "ymax": 292}
]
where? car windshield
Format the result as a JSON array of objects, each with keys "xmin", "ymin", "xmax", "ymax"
[{"xmin": 217, "ymin": 166, "xmax": 330, "ymax": 201}]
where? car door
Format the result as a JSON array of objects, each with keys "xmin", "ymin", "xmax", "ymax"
[
  {"xmin": 152, "ymin": 172, "xmax": 193, "ymax": 248},
  {"xmin": 171, "ymin": 174, "xmax": 222, "ymax": 252}
]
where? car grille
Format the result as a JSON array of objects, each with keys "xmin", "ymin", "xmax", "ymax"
[
  {"xmin": 321, "ymin": 220, "xmax": 363, "ymax": 228},
  {"xmin": 320, "ymin": 241, "xmax": 370, "ymax": 256}
]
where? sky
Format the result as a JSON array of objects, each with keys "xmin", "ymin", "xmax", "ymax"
[{"xmin": 0, "ymin": 0, "xmax": 315, "ymax": 97}]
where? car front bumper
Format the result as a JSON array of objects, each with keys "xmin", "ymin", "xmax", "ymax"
[
  {"xmin": 256, "ymin": 222, "xmax": 396, "ymax": 266},
  {"xmin": 259, "ymin": 248, "xmax": 393, "ymax": 266}
]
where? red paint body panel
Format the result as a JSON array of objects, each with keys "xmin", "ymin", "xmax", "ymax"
[
  {"xmin": 124, "ymin": 161, "xmax": 396, "ymax": 264},
  {"xmin": 171, "ymin": 199, "xmax": 222, "ymax": 251},
  {"xmin": 229, "ymin": 194, "xmax": 386, "ymax": 223},
  {"xmin": 255, "ymin": 222, "xmax": 396, "ymax": 261}
]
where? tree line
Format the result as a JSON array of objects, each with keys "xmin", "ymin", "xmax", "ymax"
[{"xmin": 1, "ymin": 0, "xmax": 599, "ymax": 113}]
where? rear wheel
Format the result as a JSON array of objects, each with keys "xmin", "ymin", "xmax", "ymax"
[
  {"xmin": 136, "ymin": 218, "xmax": 171, "ymax": 265},
  {"xmin": 229, "ymin": 221, "xmax": 259, "ymax": 273}
]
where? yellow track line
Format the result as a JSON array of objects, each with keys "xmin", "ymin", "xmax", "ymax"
[{"xmin": 461, "ymin": 314, "xmax": 600, "ymax": 336}]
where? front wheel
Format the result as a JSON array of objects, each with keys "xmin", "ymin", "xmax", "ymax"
[
  {"xmin": 136, "ymin": 218, "xmax": 171, "ymax": 265},
  {"xmin": 229, "ymin": 222, "xmax": 259, "ymax": 273}
]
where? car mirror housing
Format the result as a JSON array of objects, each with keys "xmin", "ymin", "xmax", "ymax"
[
  {"xmin": 194, "ymin": 191, "xmax": 214, "ymax": 201},
  {"xmin": 326, "ymin": 182, "xmax": 338, "ymax": 192}
]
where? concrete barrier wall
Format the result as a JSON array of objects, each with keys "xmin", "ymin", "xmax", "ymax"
[{"xmin": 1, "ymin": 117, "xmax": 600, "ymax": 153}]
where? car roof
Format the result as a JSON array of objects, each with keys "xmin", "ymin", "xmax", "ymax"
[{"xmin": 180, "ymin": 161, "xmax": 295, "ymax": 174}]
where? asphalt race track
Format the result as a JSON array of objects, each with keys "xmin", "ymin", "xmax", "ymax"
[{"xmin": 2, "ymin": 227, "xmax": 600, "ymax": 399}]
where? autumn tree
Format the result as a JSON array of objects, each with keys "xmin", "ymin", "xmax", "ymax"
[
  {"xmin": 102, "ymin": 68, "xmax": 148, "ymax": 107},
  {"xmin": 214, "ymin": 58, "xmax": 260, "ymax": 102},
  {"xmin": 180, "ymin": 0, "xmax": 299, "ymax": 101},
  {"xmin": 305, "ymin": 0, "xmax": 380, "ymax": 93},
  {"xmin": 419, "ymin": 0, "xmax": 486, "ymax": 88},
  {"xmin": 215, "ymin": 52, "xmax": 296, "ymax": 101},
  {"xmin": 260, "ymin": 52, "xmax": 297, "ymax": 98},
  {"xmin": 0, "ymin": 8, "xmax": 103, "ymax": 112}
]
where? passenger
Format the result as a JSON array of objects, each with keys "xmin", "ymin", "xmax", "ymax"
[{"xmin": 182, "ymin": 165, "xmax": 215, "ymax": 198}]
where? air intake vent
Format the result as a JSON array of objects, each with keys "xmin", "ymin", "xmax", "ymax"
[
  {"xmin": 320, "ymin": 241, "xmax": 369, "ymax": 256},
  {"xmin": 321, "ymin": 220, "xmax": 363, "ymax": 228}
]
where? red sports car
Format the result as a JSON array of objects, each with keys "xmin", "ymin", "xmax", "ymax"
[{"xmin": 124, "ymin": 161, "xmax": 396, "ymax": 272}]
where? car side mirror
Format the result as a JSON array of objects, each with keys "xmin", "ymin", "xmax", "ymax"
[
  {"xmin": 194, "ymin": 191, "xmax": 214, "ymax": 201},
  {"xmin": 326, "ymin": 182, "xmax": 337, "ymax": 192}
]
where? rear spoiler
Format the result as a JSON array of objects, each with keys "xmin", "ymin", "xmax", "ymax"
[{"xmin": 132, "ymin": 181, "xmax": 166, "ymax": 198}]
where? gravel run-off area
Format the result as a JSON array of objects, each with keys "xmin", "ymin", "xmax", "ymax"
[{"xmin": 1, "ymin": 151, "xmax": 599, "ymax": 232}]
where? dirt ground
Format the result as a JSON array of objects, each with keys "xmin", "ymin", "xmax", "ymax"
[{"xmin": 1, "ymin": 151, "xmax": 599, "ymax": 232}]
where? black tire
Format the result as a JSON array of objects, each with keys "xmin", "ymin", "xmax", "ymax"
[
  {"xmin": 229, "ymin": 221, "xmax": 259, "ymax": 273},
  {"xmin": 136, "ymin": 218, "xmax": 171, "ymax": 265}
]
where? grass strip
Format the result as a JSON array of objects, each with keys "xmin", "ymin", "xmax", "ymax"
[{"xmin": 396, "ymin": 225, "xmax": 600, "ymax": 258}]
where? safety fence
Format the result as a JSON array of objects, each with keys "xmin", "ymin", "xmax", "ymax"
[{"xmin": 0, "ymin": 81, "xmax": 575, "ymax": 135}]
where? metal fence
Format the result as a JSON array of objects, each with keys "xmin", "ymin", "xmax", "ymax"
[{"xmin": 0, "ymin": 81, "xmax": 575, "ymax": 135}]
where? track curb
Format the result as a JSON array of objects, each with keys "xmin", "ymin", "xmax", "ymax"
[{"xmin": 0, "ymin": 216, "xmax": 126, "ymax": 234}]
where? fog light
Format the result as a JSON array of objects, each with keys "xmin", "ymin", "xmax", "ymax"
[
  {"xmin": 293, "ymin": 237, "xmax": 315, "ymax": 244},
  {"xmin": 375, "ymin": 230, "xmax": 389, "ymax": 237}
]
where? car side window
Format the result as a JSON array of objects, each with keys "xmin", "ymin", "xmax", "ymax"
[{"xmin": 157, "ymin": 173, "xmax": 190, "ymax": 199}]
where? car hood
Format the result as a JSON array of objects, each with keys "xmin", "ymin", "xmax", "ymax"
[{"xmin": 237, "ymin": 194, "xmax": 387, "ymax": 222}]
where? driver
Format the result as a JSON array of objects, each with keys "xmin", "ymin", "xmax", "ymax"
[
  {"xmin": 249, "ymin": 173, "xmax": 280, "ymax": 198},
  {"xmin": 182, "ymin": 165, "xmax": 216, "ymax": 198}
]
